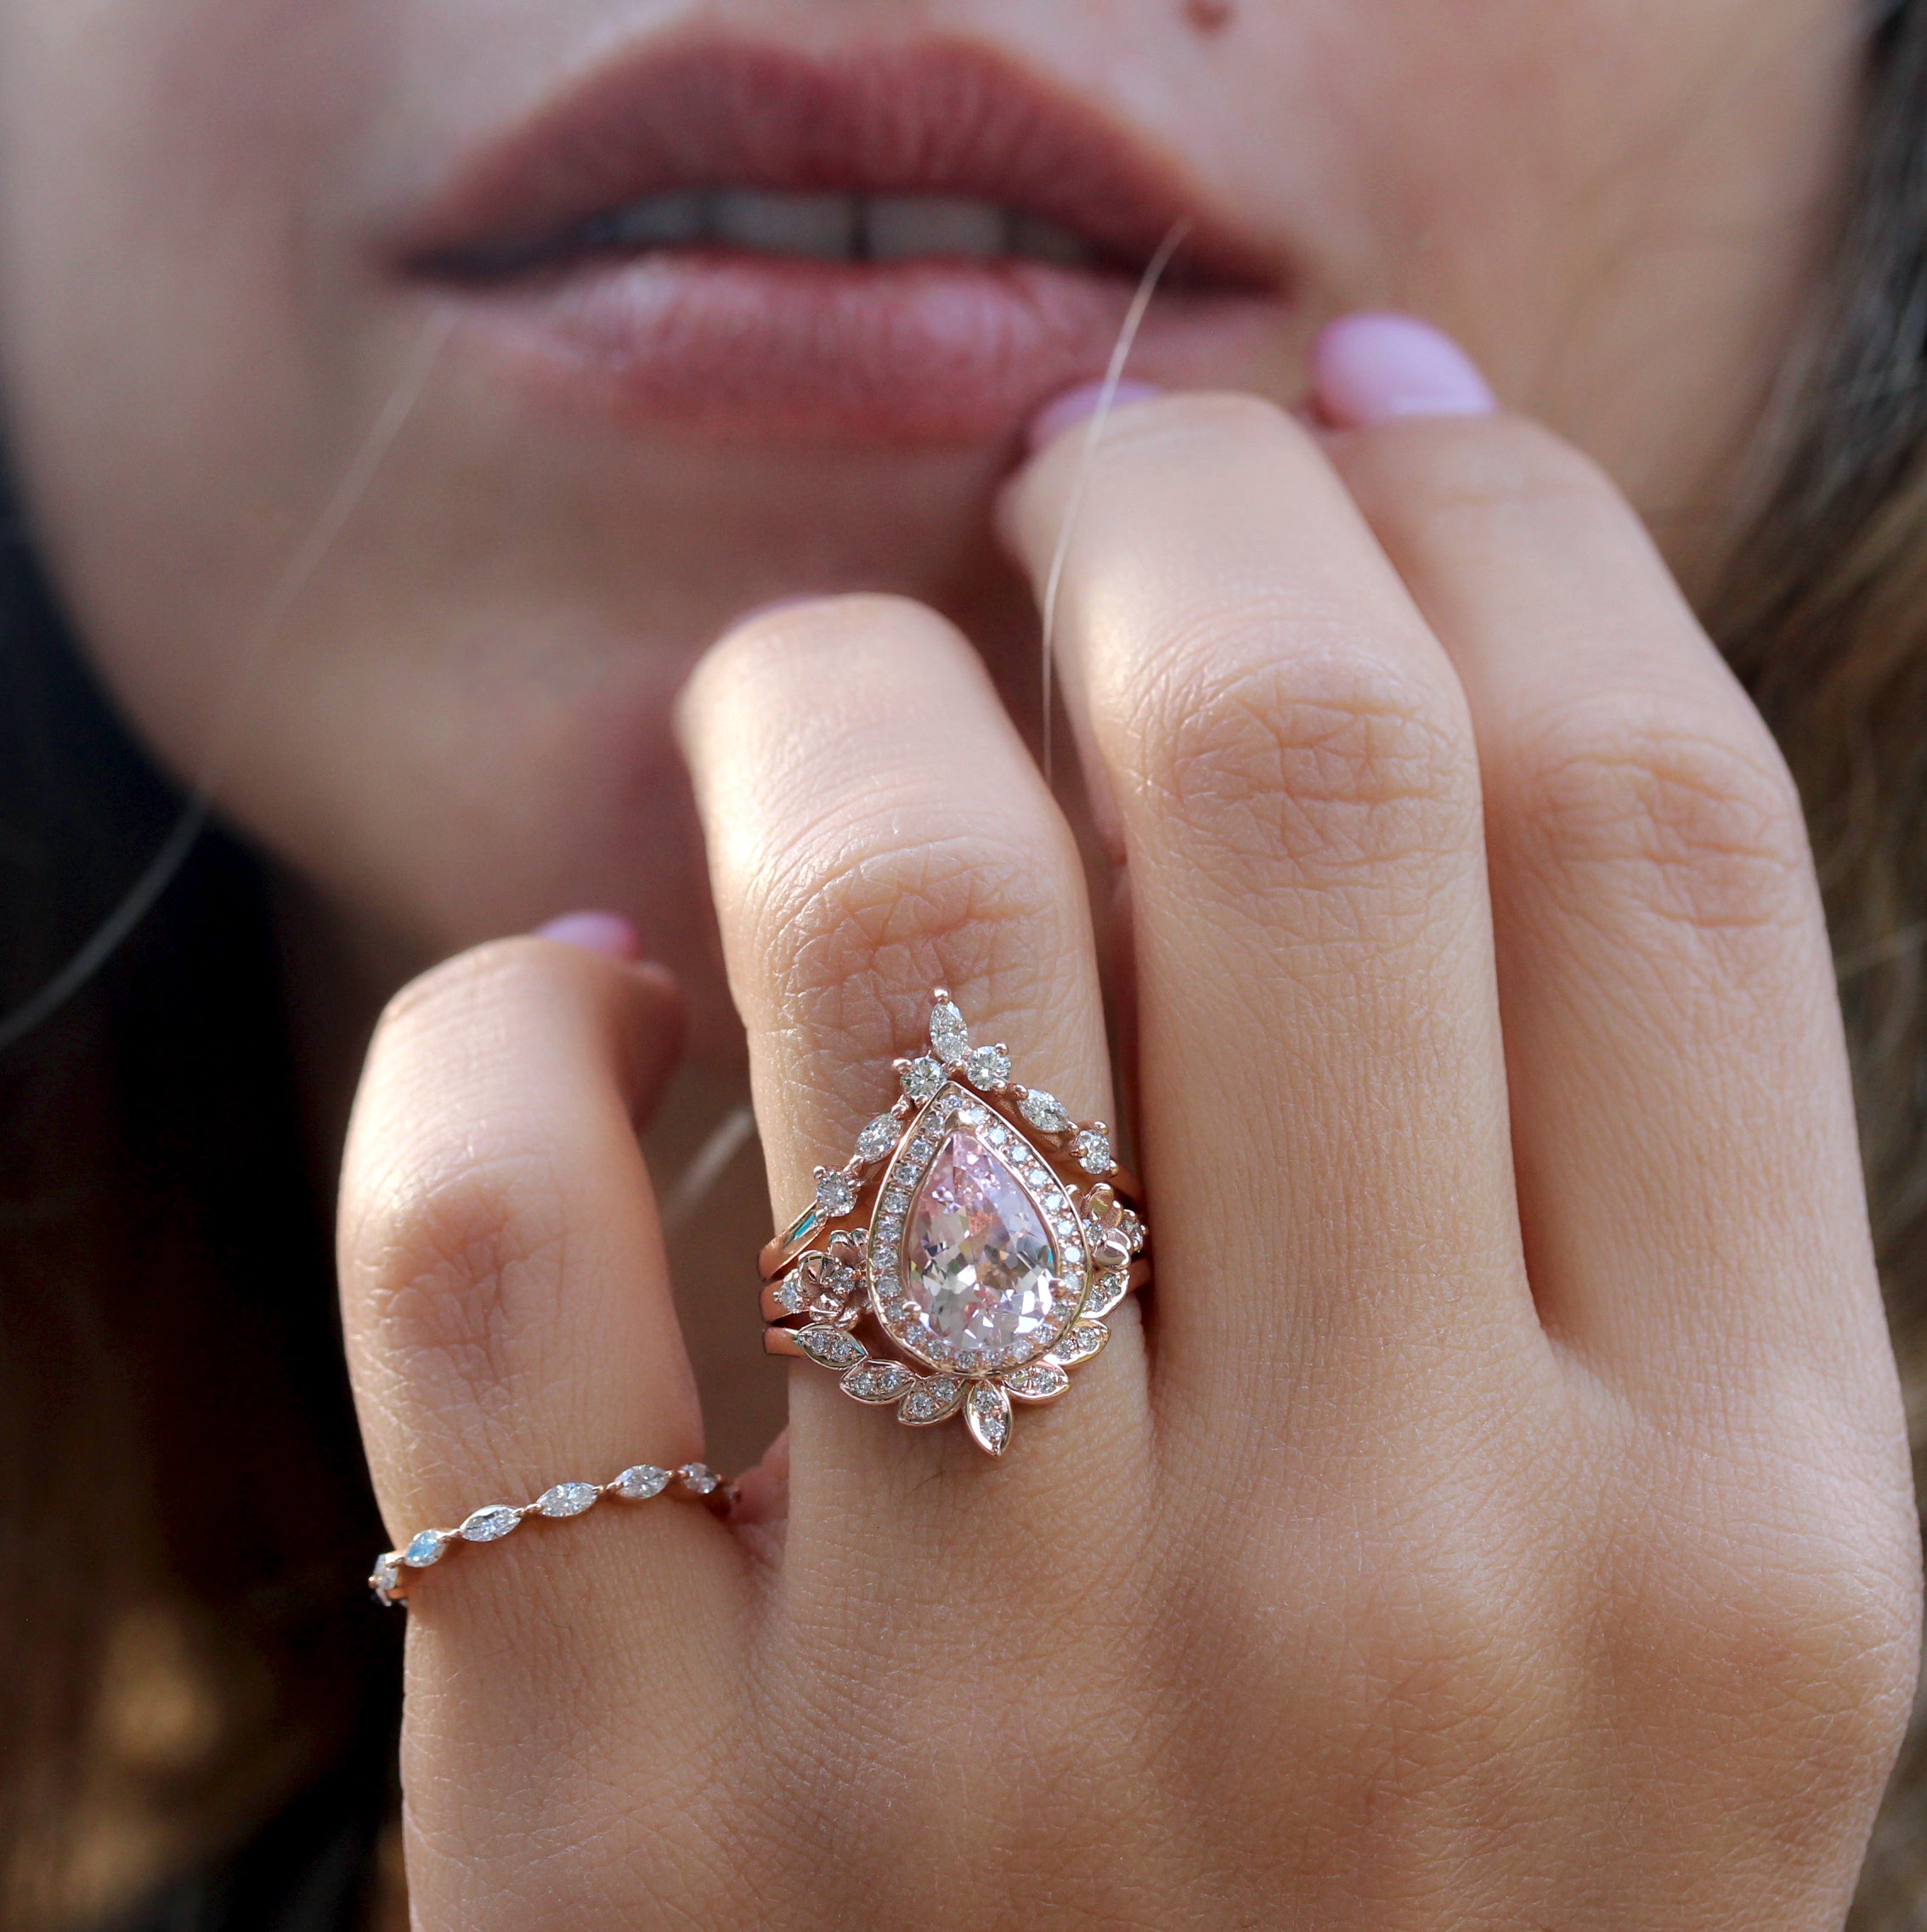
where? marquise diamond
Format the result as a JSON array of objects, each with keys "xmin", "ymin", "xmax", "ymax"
[
  {"xmin": 929, "ymin": 999, "xmax": 971, "ymax": 1063},
  {"xmin": 856, "ymin": 1114, "xmax": 901, "ymax": 1161},
  {"xmin": 537, "ymin": 1483, "xmax": 599, "ymax": 1518},
  {"xmin": 613, "ymin": 1464, "xmax": 670, "ymax": 1500},
  {"xmin": 1020, "ymin": 1088, "xmax": 1075, "ymax": 1134},
  {"xmin": 460, "ymin": 1505, "xmax": 522, "ymax": 1543}
]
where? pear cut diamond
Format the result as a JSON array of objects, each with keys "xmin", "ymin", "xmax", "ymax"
[{"xmin": 902, "ymin": 1127, "xmax": 1058, "ymax": 1360}]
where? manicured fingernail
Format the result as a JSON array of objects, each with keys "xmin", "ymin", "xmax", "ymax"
[
  {"xmin": 1310, "ymin": 314, "xmax": 1495, "ymax": 427},
  {"xmin": 1026, "ymin": 379, "xmax": 1164, "ymax": 454},
  {"xmin": 536, "ymin": 911, "xmax": 641, "ymax": 959}
]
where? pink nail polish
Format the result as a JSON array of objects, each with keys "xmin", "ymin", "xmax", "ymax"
[
  {"xmin": 1026, "ymin": 379, "xmax": 1164, "ymax": 454},
  {"xmin": 536, "ymin": 911, "xmax": 641, "ymax": 960},
  {"xmin": 1310, "ymin": 314, "xmax": 1495, "ymax": 428}
]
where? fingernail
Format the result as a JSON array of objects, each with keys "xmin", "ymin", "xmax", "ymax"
[
  {"xmin": 1026, "ymin": 379, "xmax": 1164, "ymax": 454},
  {"xmin": 1310, "ymin": 314, "xmax": 1495, "ymax": 428},
  {"xmin": 536, "ymin": 911, "xmax": 641, "ymax": 960}
]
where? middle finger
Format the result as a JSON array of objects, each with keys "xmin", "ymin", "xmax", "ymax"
[{"xmin": 1003, "ymin": 393, "xmax": 1545, "ymax": 1470}]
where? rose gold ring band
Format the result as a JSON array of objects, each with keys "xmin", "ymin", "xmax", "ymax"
[{"xmin": 368, "ymin": 1460, "xmax": 733, "ymax": 1607}]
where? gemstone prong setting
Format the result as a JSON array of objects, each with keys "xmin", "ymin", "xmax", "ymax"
[{"xmin": 759, "ymin": 991, "xmax": 1148, "ymax": 1455}]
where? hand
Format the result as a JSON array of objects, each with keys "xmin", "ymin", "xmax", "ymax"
[{"xmin": 340, "ymin": 368, "xmax": 1919, "ymax": 1928}]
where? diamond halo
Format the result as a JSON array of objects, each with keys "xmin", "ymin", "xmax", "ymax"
[{"xmin": 759, "ymin": 991, "xmax": 1148, "ymax": 1456}]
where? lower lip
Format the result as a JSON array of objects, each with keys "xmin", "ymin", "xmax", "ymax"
[{"xmin": 423, "ymin": 251, "xmax": 1282, "ymax": 443}]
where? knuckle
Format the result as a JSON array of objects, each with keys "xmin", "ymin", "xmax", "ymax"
[
  {"xmin": 345, "ymin": 1137, "xmax": 573, "ymax": 1409},
  {"xmin": 347, "ymin": 939, "xmax": 588, "ymax": 1400},
  {"xmin": 1506, "ymin": 695, "xmax": 1811, "ymax": 941},
  {"xmin": 705, "ymin": 590, "xmax": 934, "ymax": 688},
  {"xmin": 1604, "ymin": 1445, "xmax": 1922, "ymax": 1822},
  {"xmin": 753, "ymin": 828, "xmax": 1082, "ymax": 1081},
  {"xmin": 1117, "ymin": 618, "xmax": 1479, "ymax": 893},
  {"xmin": 1647, "ymin": 1537, "xmax": 1917, "ymax": 1811}
]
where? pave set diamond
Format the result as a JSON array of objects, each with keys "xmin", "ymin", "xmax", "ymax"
[
  {"xmin": 369, "ymin": 1459, "xmax": 728, "ymax": 1605},
  {"xmin": 762, "ymin": 991, "xmax": 1146, "ymax": 1456}
]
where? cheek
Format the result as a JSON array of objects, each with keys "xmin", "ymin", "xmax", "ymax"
[
  {"xmin": 1286, "ymin": 0, "xmax": 1854, "ymax": 523},
  {"xmin": 0, "ymin": 0, "xmax": 392, "ymax": 773}
]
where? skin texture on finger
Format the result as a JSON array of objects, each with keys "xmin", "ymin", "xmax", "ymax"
[
  {"xmin": 1002, "ymin": 393, "xmax": 1549, "ymax": 1466},
  {"xmin": 339, "ymin": 938, "xmax": 754, "ymax": 1928},
  {"xmin": 1321, "ymin": 410, "xmax": 1923, "ymax": 1907},
  {"xmin": 341, "ymin": 938, "xmax": 699, "ymax": 1528},
  {"xmin": 680, "ymin": 596, "xmax": 1183, "ymax": 1915},
  {"xmin": 999, "ymin": 393, "xmax": 1919, "ymax": 1923},
  {"xmin": 1325, "ymin": 415, "xmax": 1896, "ymax": 1400},
  {"xmin": 677, "ymin": 596, "xmax": 1140, "ymax": 1517}
]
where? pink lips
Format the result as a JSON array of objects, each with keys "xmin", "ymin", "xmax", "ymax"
[{"xmin": 395, "ymin": 38, "xmax": 1286, "ymax": 444}]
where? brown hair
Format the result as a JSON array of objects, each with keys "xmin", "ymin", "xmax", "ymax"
[
  {"xmin": 3, "ymin": 4, "xmax": 1927, "ymax": 1925},
  {"xmin": 0, "ymin": 524, "xmax": 394, "ymax": 1921},
  {"xmin": 1713, "ymin": 4, "xmax": 1927, "ymax": 1918}
]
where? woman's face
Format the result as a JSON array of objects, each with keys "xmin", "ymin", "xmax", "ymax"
[{"xmin": 0, "ymin": 0, "xmax": 1856, "ymax": 1044}]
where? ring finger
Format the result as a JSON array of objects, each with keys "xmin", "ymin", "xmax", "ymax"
[{"xmin": 677, "ymin": 593, "xmax": 1150, "ymax": 1589}]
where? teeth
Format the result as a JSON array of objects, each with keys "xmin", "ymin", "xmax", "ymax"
[
  {"xmin": 864, "ymin": 195, "xmax": 1007, "ymax": 262},
  {"xmin": 710, "ymin": 189, "xmax": 858, "ymax": 261},
  {"xmin": 591, "ymin": 189, "xmax": 706, "ymax": 250},
  {"xmin": 1009, "ymin": 210, "xmax": 1093, "ymax": 269},
  {"xmin": 579, "ymin": 190, "xmax": 1093, "ymax": 267}
]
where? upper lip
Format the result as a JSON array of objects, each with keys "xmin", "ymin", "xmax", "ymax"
[{"xmin": 396, "ymin": 35, "xmax": 1274, "ymax": 289}]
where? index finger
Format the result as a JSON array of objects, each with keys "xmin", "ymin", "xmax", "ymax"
[{"xmin": 339, "ymin": 939, "xmax": 738, "ymax": 1612}]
